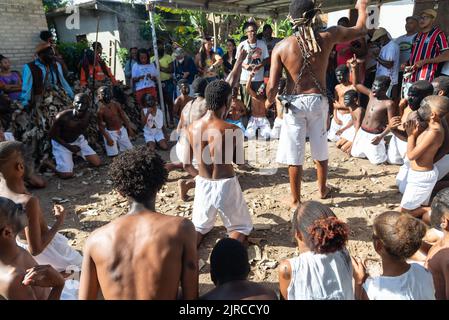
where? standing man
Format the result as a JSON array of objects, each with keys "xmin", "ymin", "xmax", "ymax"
[
  {"xmin": 266, "ymin": 0, "xmax": 368, "ymax": 208},
  {"xmin": 407, "ymin": 9, "xmax": 449, "ymax": 84},
  {"xmin": 237, "ymin": 21, "xmax": 270, "ymax": 114},
  {"xmin": 173, "ymin": 48, "xmax": 197, "ymax": 97},
  {"xmin": 262, "ymin": 24, "xmax": 281, "ymax": 81}
]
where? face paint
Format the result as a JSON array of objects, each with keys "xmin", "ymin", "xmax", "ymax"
[
  {"xmin": 98, "ymin": 87, "xmax": 112, "ymax": 104},
  {"xmin": 371, "ymin": 79, "xmax": 388, "ymax": 97},
  {"xmin": 73, "ymin": 94, "xmax": 89, "ymax": 117},
  {"xmin": 407, "ymin": 86, "xmax": 429, "ymax": 111},
  {"xmin": 344, "ymin": 95, "xmax": 357, "ymax": 107},
  {"xmin": 143, "ymin": 95, "xmax": 156, "ymax": 108},
  {"xmin": 180, "ymin": 84, "xmax": 190, "ymax": 95},
  {"xmin": 335, "ymin": 71, "xmax": 348, "ymax": 83}
]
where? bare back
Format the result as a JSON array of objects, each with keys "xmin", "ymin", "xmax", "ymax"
[
  {"xmin": 412, "ymin": 124, "xmax": 444, "ymax": 171},
  {"xmin": 200, "ymin": 280, "xmax": 278, "ymax": 300},
  {"xmin": 425, "ymin": 239, "xmax": 449, "ymax": 300}
]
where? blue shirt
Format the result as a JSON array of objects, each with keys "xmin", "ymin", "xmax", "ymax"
[{"xmin": 20, "ymin": 59, "xmax": 74, "ymax": 108}]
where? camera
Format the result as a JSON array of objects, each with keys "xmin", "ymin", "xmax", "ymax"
[{"xmin": 277, "ymin": 95, "xmax": 292, "ymax": 113}]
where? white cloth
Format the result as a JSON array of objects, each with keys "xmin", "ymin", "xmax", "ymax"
[
  {"xmin": 245, "ymin": 116, "xmax": 271, "ymax": 139},
  {"xmin": 174, "ymin": 140, "xmax": 198, "ymax": 168},
  {"xmin": 131, "ymin": 63, "xmax": 158, "ymax": 91},
  {"xmin": 270, "ymin": 117, "xmax": 283, "ymax": 139},
  {"xmin": 394, "ymin": 33, "xmax": 417, "ymax": 66},
  {"xmin": 387, "ymin": 135, "xmax": 407, "ymax": 165},
  {"xmin": 16, "ymin": 232, "xmax": 82, "ymax": 272},
  {"xmin": 351, "ymin": 128, "xmax": 387, "ymax": 165},
  {"xmin": 396, "ymin": 158, "xmax": 410, "ymax": 194},
  {"xmin": 363, "ymin": 263, "xmax": 435, "ymax": 300},
  {"xmin": 3, "ymin": 132, "xmax": 15, "ymax": 141},
  {"xmin": 276, "ymin": 94, "xmax": 329, "ymax": 166},
  {"xmin": 192, "ymin": 175, "xmax": 253, "ymax": 235},
  {"xmin": 237, "ymin": 40, "xmax": 269, "ymax": 83},
  {"xmin": 375, "ymin": 40, "xmax": 400, "ymax": 85},
  {"xmin": 143, "ymin": 108, "xmax": 165, "ymax": 143},
  {"xmin": 103, "ymin": 126, "xmax": 133, "ymax": 156},
  {"xmin": 327, "ymin": 111, "xmax": 352, "ymax": 142},
  {"xmin": 435, "ymin": 154, "xmax": 449, "ymax": 181},
  {"xmin": 61, "ymin": 280, "xmax": 80, "ymax": 300},
  {"xmin": 287, "ymin": 249, "xmax": 354, "ymax": 300},
  {"xmin": 341, "ymin": 125, "xmax": 356, "ymax": 141},
  {"xmin": 400, "ymin": 167, "xmax": 439, "ymax": 210},
  {"xmin": 51, "ymin": 135, "xmax": 97, "ymax": 173}
]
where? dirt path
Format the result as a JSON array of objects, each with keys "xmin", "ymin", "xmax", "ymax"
[{"xmin": 34, "ymin": 139, "xmax": 399, "ymax": 295}]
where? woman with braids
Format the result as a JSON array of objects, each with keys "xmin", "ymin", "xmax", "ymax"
[
  {"xmin": 195, "ymin": 37, "xmax": 223, "ymax": 82},
  {"xmin": 278, "ymin": 201, "xmax": 354, "ymax": 300},
  {"xmin": 352, "ymin": 211, "xmax": 435, "ymax": 300}
]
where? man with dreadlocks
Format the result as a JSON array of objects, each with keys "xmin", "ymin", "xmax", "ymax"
[{"xmin": 266, "ymin": 0, "xmax": 368, "ymax": 208}]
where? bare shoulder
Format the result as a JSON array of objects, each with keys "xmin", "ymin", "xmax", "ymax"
[
  {"xmin": 55, "ymin": 109, "xmax": 72, "ymax": 121},
  {"xmin": 24, "ymin": 195, "xmax": 40, "ymax": 212},
  {"xmin": 0, "ymin": 264, "xmax": 33, "ymax": 300},
  {"xmin": 278, "ymin": 259, "xmax": 292, "ymax": 279}
]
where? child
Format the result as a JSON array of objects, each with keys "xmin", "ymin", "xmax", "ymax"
[
  {"xmin": 245, "ymin": 71, "xmax": 271, "ymax": 139},
  {"xmin": 225, "ymin": 87, "xmax": 246, "ymax": 132},
  {"xmin": 270, "ymin": 78, "xmax": 286, "ymax": 139},
  {"xmin": 97, "ymin": 86, "xmax": 134, "ymax": 157},
  {"xmin": 173, "ymin": 79, "xmax": 194, "ymax": 124},
  {"xmin": 328, "ymin": 65, "xmax": 355, "ymax": 142},
  {"xmin": 335, "ymin": 89, "xmax": 363, "ymax": 154},
  {"xmin": 140, "ymin": 93, "xmax": 168, "ymax": 152},
  {"xmin": 353, "ymin": 211, "xmax": 435, "ymax": 300},
  {"xmin": 400, "ymin": 96, "xmax": 449, "ymax": 223},
  {"xmin": 278, "ymin": 201, "xmax": 354, "ymax": 300},
  {"xmin": 425, "ymin": 188, "xmax": 449, "ymax": 299}
]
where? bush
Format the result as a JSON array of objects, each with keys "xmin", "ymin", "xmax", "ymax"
[{"xmin": 56, "ymin": 41, "xmax": 89, "ymax": 74}]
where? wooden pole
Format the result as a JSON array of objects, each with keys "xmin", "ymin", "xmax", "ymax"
[
  {"xmin": 212, "ymin": 13, "xmax": 217, "ymax": 52},
  {"xmin": 92, "ymin": 10, "xmax": 100, "ymax": 106}
]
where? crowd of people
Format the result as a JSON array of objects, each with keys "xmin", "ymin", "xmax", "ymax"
[{"xmin": 1, "ymin": 0, "xmax": 449, "ymax": 300}]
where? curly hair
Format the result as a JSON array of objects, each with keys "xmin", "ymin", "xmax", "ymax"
[
  {"xmin": 430, "ymin": 188, "xmax": 449, "ymax": 229},
  {"xmin": 374, "ymin": 211, "xmax": 426, "ymax": 259},
  {"xmin": 205, "ymin": 80, "xmax": 232, "ymax": 111},
  {"xmin": 292, "ymin": 201, "xmax": 349, "ymax": 254},
  {"xmin": 108, "ymin": 146, "xmax": 168, "ymax": 203},
  {"xmin": 192, "ymin": 77, "xmax": 208, "ymax": 97}
]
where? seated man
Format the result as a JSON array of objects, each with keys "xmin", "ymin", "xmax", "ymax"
[
  {"xmin": 201, "ymin": 238, "xmax": 278, "ymax": 300},
  {"xmin": 49, "ymin": 93, "xmax": 101, "ymax": 179},
  {"xmin": 97, "ymin": 86, "xmax": 134, "ymax": 157},
  {"xmin": 140, "ymin": 94, "xmax": 168, "ymax": 152},
  {"xmin": 79, "ymin": 147, "xmax": 198, "ymax": 299},
  {"xmin": 173, "ymin": 79, "xmax": 194, "ymax": 123},
  {"xmin": 225, "ymin": 87, "xmax": 246, "ymax": 133},
  {"xmin": 245, "ymin": 72, "xmax": 271, "ymax": 140},
  {"xmin": 335, "ymin": 89, "xmax": 363, "ymax": 154}
]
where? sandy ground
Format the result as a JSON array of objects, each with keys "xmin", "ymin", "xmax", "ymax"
[{"xmin": 34, "ymin": 137, "xmax": 400, "ymax": 295}]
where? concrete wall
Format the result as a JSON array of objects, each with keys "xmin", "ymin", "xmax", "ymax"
[
  {"xmin": 414, "ymin": 0, "xmax": 449, "ymax": 36},
  {"xmin": 0, "ymin": 0, "xmax": 48, "ymax": 72}
]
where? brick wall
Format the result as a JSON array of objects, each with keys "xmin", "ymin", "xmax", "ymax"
[{"xmin": 0, "ymin": 0, "xmax": 48, "ymax": 72}]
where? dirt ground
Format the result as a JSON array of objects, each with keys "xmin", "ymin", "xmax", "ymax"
[{"xmin": 34, "ymin": 137, "xmax": 400, "ymax": 295}]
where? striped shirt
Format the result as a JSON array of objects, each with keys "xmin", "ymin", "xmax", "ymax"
[{"xmin": 408, "ymin": 27, "xmax": 449, "ymax": 82}]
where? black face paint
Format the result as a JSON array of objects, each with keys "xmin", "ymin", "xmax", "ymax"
[
  {"xmin": 372, "ymin": 80, "xmax": 388, "ymax": 97},
  {"xmin": 336, "ymin": 71, "xmax": 348, "ymax": 83},
  {"xmin": 99, "ymin": 87, "xmax": 112, "ymax": 104},
  {"xmin": 407, "ymin": 86, "xmax": 429, "ymax": 111},
  {"xmin": 143, "ymin": 95, "xmax": 155, "ymax": 108},
  {"xmin": 73, "ymin": 94, "xmax": 89, "ymax": 117},
  {"xmin": 344, "ymin": 95, "xmax": 356, "ymax": 107}
]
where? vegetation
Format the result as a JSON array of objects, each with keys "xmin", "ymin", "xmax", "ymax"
[{"xmin": 43, "ymin": 0, "xmax": 67, "ymax": 13}]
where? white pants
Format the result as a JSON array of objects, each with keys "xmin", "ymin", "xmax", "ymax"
[
  {"xmin": 144, "ymin": 127, "xmax": 165, "ymax": 143},
  {"xmin": 387, "ymin": 135, "xmax": 407, "ymax": 165},
  {"xmin": 270, "ymin": 117, "xmax": 283, "ymax": 139},
  {"xmin": 435, "ymin": 154, "xmax": 449, "ymax": 181},
  {"xmin": 351, "ymin": 128, "xmax": 387, "ymax": 165},
  {"xmin": 192, "ymin": 175, "xmax": 253, "ymax": 235},
  {"xmin": 341, "ymin": 125, "xmax": 356, "ymax": 142},
  {"xmin": 276, "ymin": 94, "xmax": 328, "ymax": 166},
  {"xmin": 51, "ymin": 135, "xmax": 97, "ymax": 173},
  {"xmin": 327, "ymin": 111, "xmax": 352, "ymax": 142},
  {"xmin": 400, "ymin": 167, "xmax": 439, "ymax": 210},
  {"xmin": 104, "ymin": 126, "xmax": 133, "ymax": 156},
  {"xmin": 245, "ymin": 116, "xmax": 271, "ymax": 139},
  {"xmin": 396, "ymin": 158, "xmax": 410, "ymax": 194}
]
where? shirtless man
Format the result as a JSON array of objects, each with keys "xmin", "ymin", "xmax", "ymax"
[
  {"xmin": 185, "ymin": 80, "xmax": 253, "ymax": 246},
  {"xmin": 433, "ymin": 76, "xmax": 449, "ymax": 97},
  {"xmin": 225, "ymin": 87, "xmax": 246, "ymax": 133},
  {"xmin": 173, "ymin": 79, "xmax": 194, "ymax": 122},
  {"xmin": 200, "ymin": 238, "xmax": 277, "ymax": 300},
  {"xmin": 245, "ymin": 71, "xmax": 271, "ymax": 139},
  {"xmin": 79, "ymin": 146, "xmax": 198, "ymax": 299},
  {"xmin": 0, "ymin": 141, "xmax": 82, "ymax": 272},
  {"xmin": 350, "ymin": 58, "xmax": 396, "ymax": 164},
  {"xmin": 49, "ymin": 93, "xmax": 101, "ymax": 179},
  {"xmin": 400, "ymin": 96, "xmax": 449, "ymax": 223},
  {"xmin": 266, "ymin": 0, "xmax": 368, "ymax": 207},
  {"xmin": 0, "ymin": 196, "xmax": 65, "ymax": 300},
  {"xmin": 97, "ymin": 86, "xmax": 134, "ymax": 157},
  {"xmin": 328, "ymin": 64, "xmax": 354, "ymax": 142}
]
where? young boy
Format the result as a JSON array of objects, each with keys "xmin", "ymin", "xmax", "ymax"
[
  {"xmin": 140, "ymin": 93, "xmax": 168, "ymax": 152},
  {"xmin": 270, "ymin": 78, "xmax": 286, "ymax": 139},
  {"xmin": 79, "ymin": 147, "xmax": 198, "ymax": 299},
  {"xmin": 185, "ymin": 80, "xmax": 253, "ymax": 246},
  {"xmin": 425, "ymin": 188, "xmax": 449, "ymax": 300},
  {"xmin": 173, "ymin": 79, "xmax": 194, "ymax": 123},
  {"xmin": 328, "ymin": 65, "xmax": 355, "ymax": 142},
  {"xmin": 400, "ymin": 96, "xmax": 449, "ymax": 223},
  {"xmin": 335, "ymin": 90, "xmax": 363, "ymax": 154},
  {"xmin": 245, "ymin": 71, "xmax": 271, "ymax": 139},
  {"xmin": 97, "ymin": 86, "xmax": 134, "ymax": 157},
  {"xmin": 349, "ymin": 59, "xmax": 396, "ymax": 165},
  {"xmin": 225, "ymin": 87, "xmax": 246, "ymax": 132}
]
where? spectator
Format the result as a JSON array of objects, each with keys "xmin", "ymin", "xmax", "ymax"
[
  {"xmin": 80, "ymin": 42, "xmax": 117, "ymax": 88},
  {"xmin": 441, "ymin": 36, "xmax": 449, "ymax": 77},
  {"xmin": 195, "ymin": 37, "xmax": 223, "ymax": 82},
  {"xmin": 173, "ymin": 48, "xmax": 197, "ymax": 97},
  {"xmin": 0, "ymin": 55, "xmax": 22, "ymax": 102},
  {"xmin": 124, "ymin": 47, "xmax": 138, "ymax": 88},
  {"xmin": 223, "ymin": 39, "xmax": 237, "ymax": 78},
  {"xmin": 39, "ymin": 30, "xmax": 68, "ymax": 76},
  {"xmin": 132, "ymin": 48, "xmax": 159, "ymax": 107},
  {"xmin": 262, "ymin": 24, "xmax": 281, "ymax": 79}
]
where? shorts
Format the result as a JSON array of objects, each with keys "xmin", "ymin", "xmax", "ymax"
[
  {"xmin": 387, "ymin": 135, "xmax": 407, "ymax": 165},
  {"xmin": 435, "ymin": 154, "xmax": 449, "ymax": 181},
  {"xmin": 400, "ymin": 167, "xmax": 439, "ymax": 210},
  {"xmin": 245, "ymin": 116, "xmax": 271, "ymax": 139},
  {"xmin": 192, "ymin": 175, "xmax": 253, "ymax": 235},
  {"xmin": 351, "ymin": 128, "xmax": 387, "ymax": 165},
  {"xmin": 226, "ymin": 119, "xmax": 246, "ymax": 132},
  {"xmin": 396, "ymin": 158, "xmax": 410, "ymax": 194},
  {"xmin": 103, "ymin": 126, "xmax": 133, "ymax": 157},
  {"xmin": 341, "ymin": 125, "xmax": 356, "ymax": 141},
  {"xmin": 51, "ymin": 135, "xmax": 97, "ymax": 173},
  {"xmin": 270, "ymin": 117, "xmax": 283, "ymax": 139},
  {"xmin": 276, "ymin": 94, "xmax": 329, "ymax": 166},
  {"xmin": 144, "ymin": 127, "xmax": 165, "ymax": 143},
  {"xmin": 327, "ymin": 111, "xmax": 352, "ymax": 142}
]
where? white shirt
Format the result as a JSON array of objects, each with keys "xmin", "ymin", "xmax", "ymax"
[
  {"xmin": 287, "ymin": 249, "xmax": 354, "ymax": 300},
  {"xmin": 394, "ymin": 33, "xmax": 417, "ymax": 65},
  {"xmin": 237, "ymin": 39, "xmax": 269, "ymax": 83},
  {"xmin": 363, "ymin": 263, "xmax": 435, "ymax": 300},
  {"xmin": 132, "ymin": 63, "xmax": 159, "ymax": 91},
  {"xmin": 143, "ymin": 108, "xmax": 163, "ymax": 133},
  {"xmin": 376, "ymin": 40, "xmax": 400, "ymax": 85}
]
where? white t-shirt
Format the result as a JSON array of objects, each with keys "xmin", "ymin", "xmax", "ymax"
[
  {"xmin": 394, "ymin": 33, "xmax": 417, "ymax": 66},
  {"xmin": 143, "ymin": 108, "xmax": 164, "ymax": 131},
  {"xmin": 363, "ymin": 263, "xmax": 435, "ymax": 300},
  {"xmin": 132, "ymin": 63, "xmax": 159, "ymax": 91},
  {"xmin": 376, "ymin": 40, "xmax": 400, "ymax": 85},
  {"xmin": 237, "ymin": 39, "xmax": 269, "ymax": 83}
]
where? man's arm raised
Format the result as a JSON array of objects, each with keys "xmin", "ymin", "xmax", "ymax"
[{"xmin": 330, "ymin": 0, "xmax": 368, "ymax": 43}]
